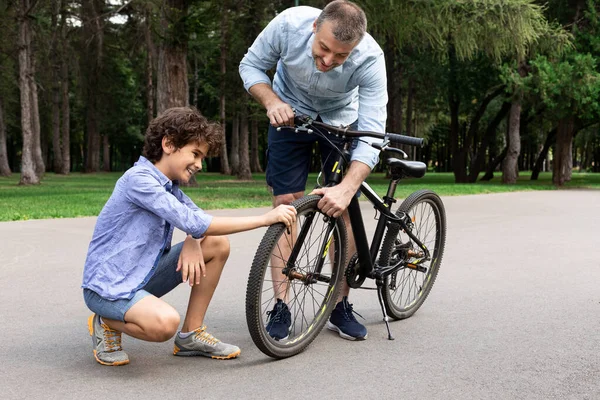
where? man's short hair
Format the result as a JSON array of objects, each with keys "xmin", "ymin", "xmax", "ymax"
[
  {"xmin": 315, "ymin": 0, "xmax": 367, "ymax": 44},
  {"xmin": 143, "ymin": 107, "xmax": 223, "ymax": 163}
]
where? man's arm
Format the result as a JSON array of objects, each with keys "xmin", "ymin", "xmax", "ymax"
[
  {"xmin": 310, "ymin": 161, "xmax": 371, "ymax": 218},
  {"xmin": 248, "ymin": 83, "xmax": 295, "ymax": 127}
]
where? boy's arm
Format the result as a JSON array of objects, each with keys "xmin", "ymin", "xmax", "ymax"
[{"xmin": 205, "ymin": 204, "xmax": 296, "ymax": 236}]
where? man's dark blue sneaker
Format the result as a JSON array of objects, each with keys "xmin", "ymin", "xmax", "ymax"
[
  {"xmin": 327, "ymin": 296, "xmax": 368, "ymax": 340},
  {"xmin": 266, "ymin": 299, "xmax": 291, "ymax": 340}
]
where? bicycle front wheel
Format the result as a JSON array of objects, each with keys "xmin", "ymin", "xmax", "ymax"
[
  {"xmin": 245, "ymin": 195, "xmax": 347, "ymax": 358},
  {"xmin": 379, "ymin": 190, "xmax": 446, "ymax": 320}
]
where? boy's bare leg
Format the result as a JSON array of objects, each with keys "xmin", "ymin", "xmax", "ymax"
[
  {"xmin": 103, "ymin": 296, "xmax": 180, "ymax": 342},
  {"xmin": 181, "ymin": 235, "xmax": 229, "ymax": 332},
  {"xmin": 270, "ymin": 191, "xmax": 304, "ymax": 301},
  {"xmin": 102, "ymin": 236, "xmax": 230, "ymax": 341}
]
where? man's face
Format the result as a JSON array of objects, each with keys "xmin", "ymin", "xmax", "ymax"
[{"xmin": 311, "ymin": 20, "xmax": 358, "ymax": 72}]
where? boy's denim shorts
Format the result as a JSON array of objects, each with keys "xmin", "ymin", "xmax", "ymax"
[{"xmin": 83, "ymin": 242, "xmax": 184, "ymax": 322}]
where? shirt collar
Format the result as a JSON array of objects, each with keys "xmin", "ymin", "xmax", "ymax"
[{"xmin": 135, "ymin": 156, "xmax": 174, "ymax": 191}]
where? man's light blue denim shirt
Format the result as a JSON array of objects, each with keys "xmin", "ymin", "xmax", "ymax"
[
  {"xmin": 239, "ymin": 6, "xmax": 388, "ymax": 169},
  {"xmin": 82, "ymin": 156, "xmax": 213, "ymax": 300}
]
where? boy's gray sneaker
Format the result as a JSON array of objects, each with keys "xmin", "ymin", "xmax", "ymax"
[
  {"xmin": 88, "ymin": 314, "xmax": 130, "ymax": 366},
  {"xmin": 173, "ymin": 326, "xmax": 240, "ymax": 360}
]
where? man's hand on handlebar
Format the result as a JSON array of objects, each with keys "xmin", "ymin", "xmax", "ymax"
[{"xmin": 266, "ymin": 100, "xmax": 295, "ymax": 127}]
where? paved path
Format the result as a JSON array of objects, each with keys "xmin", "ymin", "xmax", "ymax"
[{"xmin": 1, "ymin": 190, "xmax": 599, "ymax": 400}]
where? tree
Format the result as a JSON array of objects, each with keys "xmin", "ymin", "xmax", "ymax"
[
  {"xmin": 156, "ymin": 0, "xmax": 188, "ymax": 112},
  {"xmin": 519, "ymin": 54, "xmax": 600, "ymax": 185},
  {"xmin": 17, "ymin": 0, "xmax": 40, "ymax": 184},
  {"xmin": 81, "ymin": 0, "xmax": 105, "ymax": 172},
  {"xmin": 0, "ymin": 96, "xmax": 11, "ymax": 176}
]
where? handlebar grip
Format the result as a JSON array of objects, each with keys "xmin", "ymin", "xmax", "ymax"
[{"xmin": 386, "ymin": 133, "xmax": 424, "ymax": 147}]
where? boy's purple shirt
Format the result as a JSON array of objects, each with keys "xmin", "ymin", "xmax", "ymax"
[{"xmin": 81, "ymin": 156, "xmax": 213, "ymax": 300}]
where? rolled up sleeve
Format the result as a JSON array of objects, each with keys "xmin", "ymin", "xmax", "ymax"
[{"xmin": 239, "ymin": 13, "xmax": 286, "ymax": 92}]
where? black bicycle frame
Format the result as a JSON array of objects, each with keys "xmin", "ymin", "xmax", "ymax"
[{"xmin": 327, "ymin": 142, "xmax": 430, "ymax": 282}]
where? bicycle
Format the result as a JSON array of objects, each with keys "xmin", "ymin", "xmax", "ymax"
[{"xmin": 245, "ymin": 115, "xmax": 446, "ymax": 358}]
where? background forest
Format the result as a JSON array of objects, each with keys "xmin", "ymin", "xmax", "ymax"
[{"xmin": 0, "ymin": 0, "xmax": 599, "ymax": 187}]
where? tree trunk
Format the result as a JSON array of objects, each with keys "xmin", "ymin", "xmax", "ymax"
[
  {"xmin": 448, "ymin": 45, "xmax": 467, "ymax": 182},
  {"xmin": 218, "ymin": 4, "xmax": 230, "ymax": 174},
  {"xmin": 144, "ymin": 8, "xmax": 155, "ymax": 124},
  {"xmin": 26, "ymin": 15, "xmax": 44, "ymax": 176},
  {"xmin": 51, "ymin": 79, "xmax": 62, "ymax": 172},
  {"xmin": 230, "ymin": 113, "xmax": 239, "ymax": 174},
  {"xmin": 385, "ymin": 37, "xmax": 402, "ymax": 134},
  {"xmin": 102, "ymin": 134, "xmax": 110, "ymax": 171},
  {"xmin": 18, "ymin": 0, "xmax": 39, "ymax": 185},
  {"xmin": 502, "ymin": 101, "xmax": 521, "ymax": 184},
  {"xmin": 156, "ymin": 46, "xmax": 187, "ymax": 112},
  {"xmin": 59, "ymin": 51, "xmax": 70, "ymax": 174},
  {"xmin": 531, "ymin": 128, "xmax": 556, "ymax": 180},
  {"xmin": 193, "ymin": 54, "xmax": 198, "ymax": 108},
  {"xmin": 480, "ymin": 146, "xmax": 507, "ymax": 181},
  {"xmin": 468, "ymin": 102, "xmax": 511, "ymax": 182},
  {"xmin": 250, "ymin": 117, "xmax": 262, "ymax": 172},
  {"xmin": 403, "ymin": 76, "xmax": 415, "ymax": 156},
  {"xmin": 553, "ymin": 117, "xmax": 575, "ymax": 186},
  {"xmin": 0, "ymin": 96, "xmax": 11, "ymax": 176},
  {"xmin": 82, "ymin": 0, "xmax": 103, "ymax": 173},
  {"xmin": 156, "ymin": 0, "xmax": 188, "ymax": 113},
  {"xmin": 237, "ymin": 105, "xmax": 252, "ymax": 180}
]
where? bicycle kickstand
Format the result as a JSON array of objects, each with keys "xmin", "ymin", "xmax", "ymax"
[{"xmin": 376, "ymin": 281, "xmax": 395, "ymax": 340}]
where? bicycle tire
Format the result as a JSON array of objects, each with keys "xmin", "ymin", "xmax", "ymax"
[
  {"xmin": 379, "ymin": 190, "xmax": 446, "ymax": 320},
  {"xmin": 245, "ymin": 195, "xmax": 347, "ymax": 358}
]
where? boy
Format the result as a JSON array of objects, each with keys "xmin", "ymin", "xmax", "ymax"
[{"xmin": 82, "ymin": 107, "xmax": 296, "ymax": 366}]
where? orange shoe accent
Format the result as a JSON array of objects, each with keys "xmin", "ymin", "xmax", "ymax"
[
  {"xmin": 210, "ymin": 349, "xmax": 241, "ymax": 360},
  {"xmin": 88, "ymin": 314, "xmax": 95, "ymax": 336},
  {"xmin": 173, "ymin": 345, "xmax": 180, "ymax": 355},
  {"xmin": 93, "ymin": 350, "xmax": 130, "ymax": 366}
]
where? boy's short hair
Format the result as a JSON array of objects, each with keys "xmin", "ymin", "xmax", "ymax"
[{"xmin": 143, "ymin": 107, "xmax": 224, "ymax": 163}]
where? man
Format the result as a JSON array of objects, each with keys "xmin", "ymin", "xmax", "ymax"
[{"xmin": 239, "ymin": 0, "xmax": 387, "ymax": 341}]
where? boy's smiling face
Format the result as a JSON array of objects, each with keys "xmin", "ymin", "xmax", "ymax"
[{"xmin": 155, "ymin": 139, "xmax": 209, "ymax": 183}]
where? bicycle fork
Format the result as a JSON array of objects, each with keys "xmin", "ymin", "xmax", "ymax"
[{"xmin": 282, "ymin": 211, "xmax": 336, "ymax": 285}]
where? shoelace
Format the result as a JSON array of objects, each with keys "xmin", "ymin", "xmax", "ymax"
[
  {"xmin": 267, "ymin": 305, "xmax": 290, "ymax": 324},
  {"xmin": 343, "ymin": 303, "xmax": 365, "ymax": 322},
  {"xmin": 194, "ymin": 326, "xmax": 220, "ymax": 346},
  {"xmin": 101, "ymin": 323, "xmax": 123, "ymax": 352}
]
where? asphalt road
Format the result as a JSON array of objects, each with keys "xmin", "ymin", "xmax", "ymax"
[{"xmin": 1, "ymin": 190, "xmax": 599, "ymax": 400}]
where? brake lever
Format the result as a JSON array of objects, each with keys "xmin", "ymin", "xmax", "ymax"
[{"xmin": 276, "ymin": 125, "xmax": 313, "ymax": 134}]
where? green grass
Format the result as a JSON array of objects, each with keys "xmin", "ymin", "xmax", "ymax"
[{"xmin": 0, "ymin": 171, "xmax": 598, "ymax": 221}]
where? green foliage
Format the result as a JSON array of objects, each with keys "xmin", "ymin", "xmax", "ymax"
[{"xmin": 505, "ymin": 53, "xmax": 600, "ymax": 120}]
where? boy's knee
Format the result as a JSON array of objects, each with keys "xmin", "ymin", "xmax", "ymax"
[
  {"xmin": 209, "ymin": 235, "xmax": 230, "ymax": 259},
  {"xmin": 150, "ymin": 312, "xmax": 180, "ymax": 342},
  {"xmin": 218, "ymin": 236, "xmax": 230, "ymax": 257}
]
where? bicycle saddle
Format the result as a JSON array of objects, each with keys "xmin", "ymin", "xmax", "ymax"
[{"xmin": 385, "ymin": 158, "xmax": 427, "ymax": 178}]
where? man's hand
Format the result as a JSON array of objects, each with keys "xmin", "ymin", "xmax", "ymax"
[
  {"xmin": 310, "ymin": 184, "xmax": 354, "ymax": 218},
  {"xmin": 310, "ymin": 161, "xmax": 372, "ymax": 218},
  {"xmin": 176, "ymin": 236, "xmax": 206, "ymax": 287},
  {"xmin": 266, "ymin": 99, "xmax": 295, "ymax": 127}
]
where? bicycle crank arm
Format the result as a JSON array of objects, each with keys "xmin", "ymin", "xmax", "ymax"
[{"xmin": 287, "ymin": 270, "xmax": 331, "ymax": 285}]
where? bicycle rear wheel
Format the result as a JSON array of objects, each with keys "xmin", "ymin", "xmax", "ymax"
[
  {"xmin": 245, "ymin": 195, "xmax": 347, "ymax": 358},
  {"xmin": 379, "ymin": 190, "xmax": 446, "ymax": 320}
]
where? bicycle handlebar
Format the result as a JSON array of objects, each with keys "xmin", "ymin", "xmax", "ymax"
[{"xmin": 294, "ymin": 115, "xmax": 424, "ymax": 148}]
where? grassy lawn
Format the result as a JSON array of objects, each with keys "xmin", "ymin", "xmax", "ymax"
[{"xmin": 0, "ymin": 171, "xmax": 598, "ymax": 221}]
